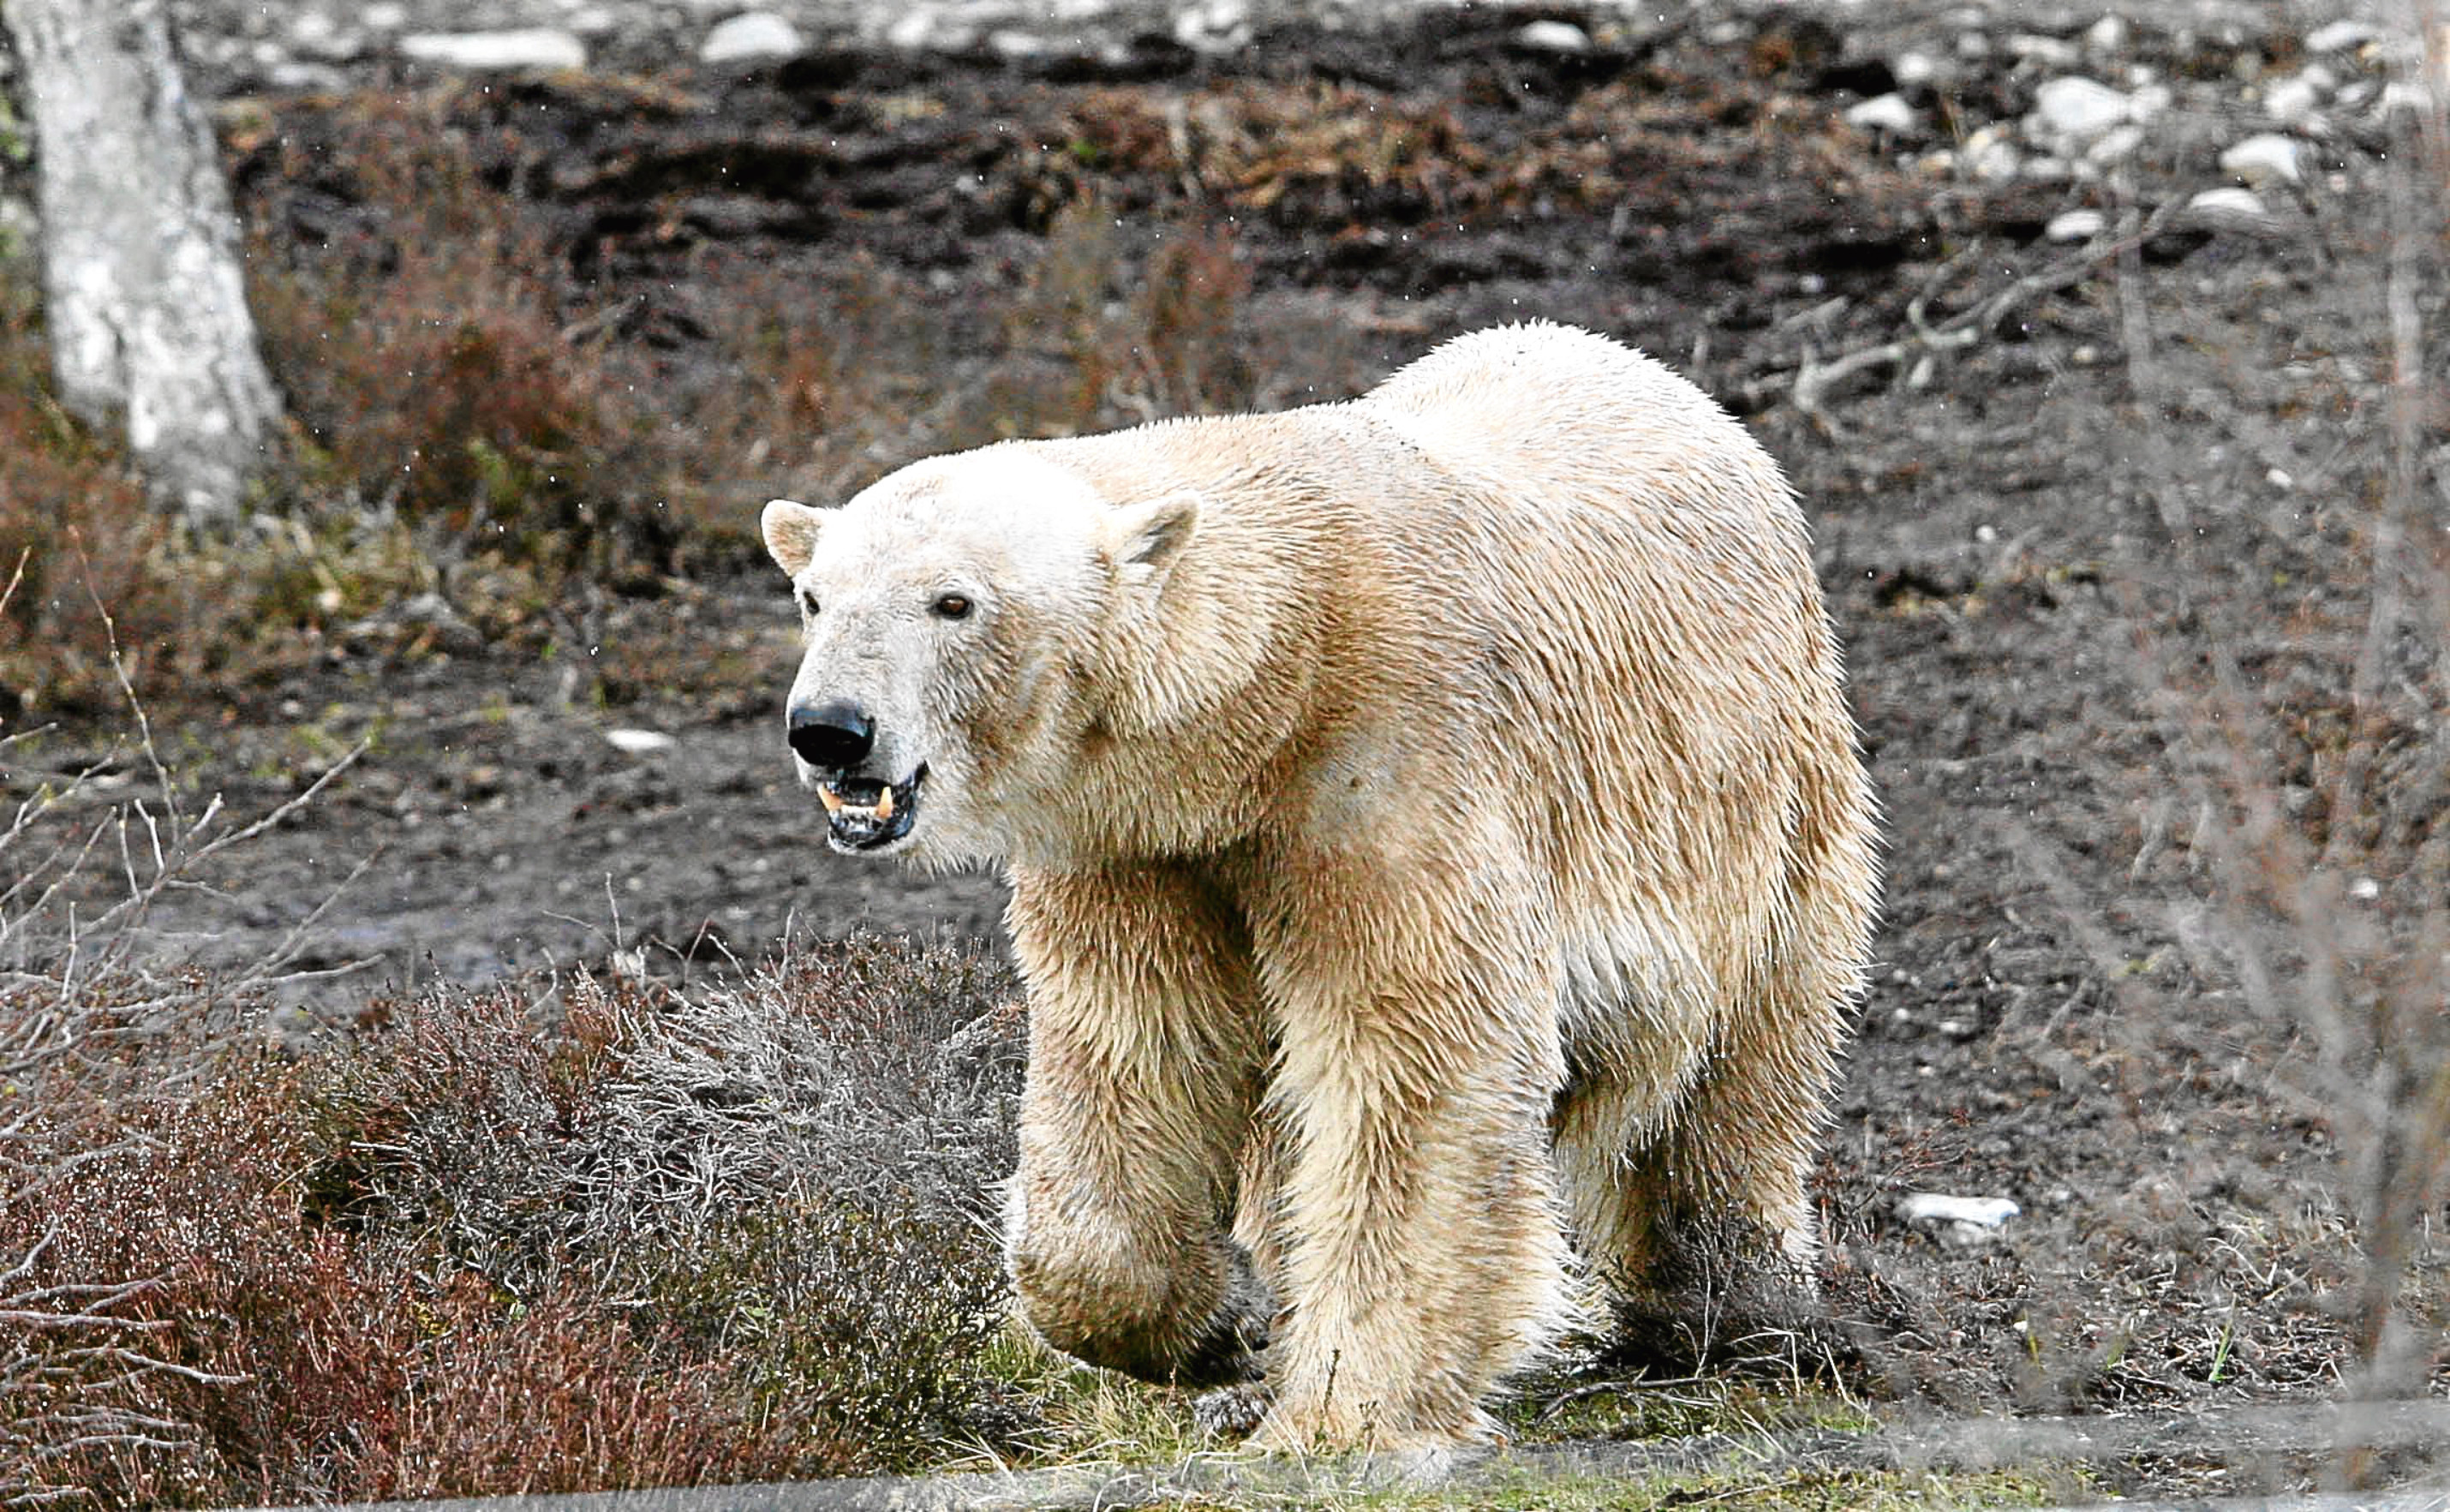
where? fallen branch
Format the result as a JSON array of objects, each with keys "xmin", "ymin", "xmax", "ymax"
[{"xmin": 1738, "ymin": 196, "xmax": 2196, "ymax": 430}]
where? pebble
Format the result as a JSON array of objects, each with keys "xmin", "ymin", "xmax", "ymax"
[
  {"xmin": 2029, "ymin": 75, "xmax": 2136, "ymax": 142},
  {"xmin": 1844, "ymin": 93, "xmax": 1919, "ymax": 135},
  {"xmin": 2262, "ymin": 71, "xmax": 2328, "ymax": 125},
  {"xmin": 1515, "ymin": 20, "xmax": 1591, "ymax": 55},
  {"xmin": 701, "ymin": 11, "xmax": 804, "ymax": 64},
  {"xmin": 2009, "ymin": 33, "xmax": 2079, "ymax": 68},
  {"xmin": 2045, "ymin": 208, "xmax": 2106, "ymax": 242},
  {"xmin": 605, "ymin": 729, "xmax": 676, "ymax": 755},
  {"xmin": 2083, "ymin": 15, "xmax": 2127, "ymax": 55},
  {"xmin": 397, "ymin": 28, "xmax": 587, "ymax": 72},
  {"xmin": 2189, "ymin": 185, "xmax": 2270, "ymax": 220},
  {"xmin": 1174, "ymin": 0, "xmax": 1252, "ymax": 55},
  {"xmin": 2083, "ymin": 123, "xmax": 2145, "ymax": 166},
  {"xmin": 1893, "ymin": 51, "xmax": 1942, "ymax": 87},
  {"xmin": 2220, "ymin": 132, "xmax": 2304, "ymax": 186},
  {"xmin": 2304, "ymin": 19, "xmax": 2381, "ymax": 55},
  {"xmin": 1898, "ymin": 1192, "xmax": 2022, "ymax": 1249}
]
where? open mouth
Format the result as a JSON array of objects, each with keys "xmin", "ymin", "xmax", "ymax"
[{"xmin": 816, "ymin": 763, "xmax": 925, "ymax": 852}]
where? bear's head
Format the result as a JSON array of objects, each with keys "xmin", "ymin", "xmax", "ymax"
[{"xmin": 762, "ymin": 448, "xmax": 1198, "ymax": 864}]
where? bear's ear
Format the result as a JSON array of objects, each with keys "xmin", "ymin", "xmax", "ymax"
[
  {"xmin": 762, "ymin": 499, "xmax": 825, "ymax": 578},
  {"xmin": 1104, "ymin": 493, "xmax": 1200, "ymax": 582}
]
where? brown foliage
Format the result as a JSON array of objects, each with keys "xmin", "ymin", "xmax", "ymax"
[{"xmin": 0, "ymin": 937, "xmax": 1031, "ymax": 1507}]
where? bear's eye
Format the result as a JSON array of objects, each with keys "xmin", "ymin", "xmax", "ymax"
[
  {"xmin": 798, "ymin": 588, "xmax": 820, "ymax": 618},
  {"xmin": 932, "ymin": 593, "xmax": 973, "ymax": 621}
]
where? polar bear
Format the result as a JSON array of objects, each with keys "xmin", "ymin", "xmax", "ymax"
[{"xmin": 760, "ymin": 321, "xmax": 1877, "ymax": 1461}]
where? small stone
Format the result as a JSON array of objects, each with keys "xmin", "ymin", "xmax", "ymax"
[
  {"xmin": 1515, "ymin": 20, "xmax": 1591, "ymax": 54},
  {"xmin": 362, "ymin": 3, "xmax": 408, "ymax": 31},
  {"xmin": 398, "ymin": 28, "xmax": 587, "ymax": 72},
  {"xmin": 2009, "ymin": 33, "xmax": 2079, "ymax": 68},
  {"xmin": 266, "ymin": 60, "xmax": 351, "ymax": 91},
  {"xmin": 2305, "ymin": 19, "xmax": 2381, "ymax": 54},
  {"xmin": 702, "ymin": 12, "xmax": 803, "ymax": 63},
  {"xmin": 605, "ymin": 728, "xmax": 676, "ymax": 755},
  {"xmin": 2046, "ymin": 207, "xmax": 2106, "ymax": 242},
  {"xmin": 2188, "ymin": 185, "xmax": 2272, "ymax": 223},
  {"xmin": 1963, "ymin": 123, "xmax": 2021, "ymax": 181},
  {"xmin": 884, "ymin": 9, "xmax": 937, "ymax": 48},
  {"xmin": 989, "ymin": 29, "xmax": 1052, "ymax": 59},
  {"xmin": 1845, "ymin": 93, "xmax": 1919, "ymax": 134},
  {"xmin": 2082, "ymin": 123, "xmax": 2146, "ymax": 166},
  {"xmin": 2084, "ymin": 15, "xmax": 2128, "ymax": 53},
  {"xmin": 1898, "ymin": 1192, "xmax": 2021, "ymax": 1249},
  {"xmin": 1894, "ymin": 50, "xmax": 1942, "ymax": 87},
  {"xmin": 2262, "ymin": 73, "xmax": 2326, "ymax": 124},
  {"xmin": 1173, "ymin": 0, "xmax": 1252, "ymax": 56},
  {"xmin": 2221, "ymin": 132, "xmax": 2304, "ymax": 185},
  {"xmin": 2349, "ymin": 876, "xmax": 2381, "ymax": 900},
  {"xmin": 2030, "ymin": 75, "xmax": 2135, "ymax": 142}
]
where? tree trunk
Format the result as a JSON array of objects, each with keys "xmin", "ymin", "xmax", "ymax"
[{"xmin": 1, "ymin": 0, "xmax": 280, "ymax": 528}]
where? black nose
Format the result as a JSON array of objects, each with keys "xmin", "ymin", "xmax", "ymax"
[{"xmin": 787, "ymin": 699, "xmax": 874, "ymax": 769}]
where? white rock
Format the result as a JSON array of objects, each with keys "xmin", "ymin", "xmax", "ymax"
[
  {"xmin": 1893, "ymin": 50, "xmax": 1942, "ymax": 87},
  {"xmin": 362, "ymin": 3, "xmax": 408, "ymax": 31},
  {"xmin": 2128, "ymin": 82, "xmax": 2173, "ymax": 123},
  {"xmin": 2221, "ymin": 132, "xmax": 2304, "ymax": 185},
  {"xmin": 2188, "ymin": 185, "xmax": 2274, "ymax": 225},
  {"xmin": 2082, "ymin": 123, "xmax": 2146, "ymax": 166},
  {"xmin": 2349, "ymin": 875, "xmax": 2381, "ymax": 900},
  {"xmin": 267, "ymin": 60, "xmax": 352, "ymax": 91},
  {"xmin": 605, "ymin": 728, "xmax": 676, "ymax": 755},
  {"xmin": 1174, "ymin": 0, "xmax": 1252, "ymax": 55},
  {"xmin": 398, "ymin": 28, "xmax": 587, "ymax": 72},
  {"xmin": 1898, "ymin": 1192, "xmax": 2022, "ymax": 1249},
  {"xmin": 702, "ymin": 12, "xmax": 804, "ymax": 64},
  {"xmin": 885, "ymin": 9, "xmax": 938, "ymax": 49},
  {"xmin": 2084, "ymin": 15, "xmax": 2128, "ymax": 54},
  {"xmin": 989, "ymin": 29, "xmax": 1050, "ymax": 59},
  {"xmin": 2305, "ymin": 19, "xmax": 2381, "ymax": 54},
  {"xmin": 2045, "ymin": 207, "xmax": 2106, "ymax": 242},
  {"xmin": 1845, "ymin": 93, "xmax": 1919, "ymax": 134},
  {"xmin": 1515, "ymin": 20, "xmax": 1591, "ymax": 54},
  {"xmin": 2031, "ymin": 75, "xmax": 2134, "ymax": 142},
  {"xmin": 2262, "ymin": 72, "xmax": 2326, "ymax": 124},
  {"xmin": 2009, "ymin": 33, "xmax": 2079, "ymax": 67},
  {"xmin": 1963, "ymin": 124, "xmax": 2022, "ymax": 181}
]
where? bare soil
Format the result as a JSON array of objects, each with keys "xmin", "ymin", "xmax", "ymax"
[{"xmin": 9, "ymin": 1, "xmax": 2446, "ymax": 1497}]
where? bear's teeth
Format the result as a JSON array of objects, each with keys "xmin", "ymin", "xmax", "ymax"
[
  {"xmin": 818, "ymin": 785, "xmax": 846, "ymax": 815},
  {"xmin": 874, "ymin": 786, "xmax": 896, "ymax": 821}
]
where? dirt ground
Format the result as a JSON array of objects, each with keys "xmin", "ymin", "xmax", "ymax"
[{"xmin": 9, "ymin": 0, "xmax": 2447, "ymax": 1497}]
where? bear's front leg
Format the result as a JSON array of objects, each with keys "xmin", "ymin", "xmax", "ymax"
[
  {"xmin": 1004, "ymin": 861, "xmax": 1275, "ymax": 1387},
  {"xmin": 1245, "ymin": 850, "xmax": 1575, "ymax": 1461}
]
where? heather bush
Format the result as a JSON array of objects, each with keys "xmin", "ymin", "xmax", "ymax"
[{"xmin": 0, "ymin": 929, "xmax": 1037, "ymax": 1507}]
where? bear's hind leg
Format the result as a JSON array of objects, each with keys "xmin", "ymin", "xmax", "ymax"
[
  {"xmin": 1561, "ymin": 974, "xmax": 1844, "ymax": 1372},
  {"xmin": 1005, "ymin": 861, "xmax": 1275, "ymax": 1387}
]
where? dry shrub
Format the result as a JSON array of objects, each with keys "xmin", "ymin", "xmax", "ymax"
[
  {"xmin": 241, "ymin": 89, "xmax": 665, "ymax": 578},
  {"xmin": 0, "ymin": 279, "xmax": 194, "ymax": 716},
  {"xmin": 1, "ymin": 932, "xmax": 1034, "ymax": 1507}
]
